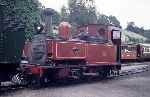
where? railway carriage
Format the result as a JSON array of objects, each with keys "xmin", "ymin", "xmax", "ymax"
[
  {"xmin": 137, "ymin": 43, "xmax": 150, "ymax": 61},
  {"xmin": 0, "ymin": 4, "xmax": 25, "ymax": 86},
  {"xmin": 0, "ymin": 26, "xmax": 25, "ymax": 85},
  {"xmin": 121, "ymin": 43, "xmax": 150, "ymax": 62},
  {"xmin": 121, "ymin": 44, "xmax": 138, "ymax": 61}
]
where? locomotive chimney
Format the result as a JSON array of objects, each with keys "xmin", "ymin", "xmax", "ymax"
[{"xmin": 42, "ymin": 8, "xmax": 54, "ymax": 33}]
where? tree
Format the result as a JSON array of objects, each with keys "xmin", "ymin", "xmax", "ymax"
[
  {"xmin": 51, "ymin": 10, "xmax": 60, "ymax": 25},
  {"xmin": 60, "ymin": 6, "xmax": 69, "ymax": 22},
  {"xmin": 126, "ymin": 22, "xmax": 145, "ymax": 33},
  {"xmin": 0, "ymin": 0, "xmax": 41, "ymax": 62},
  {"xmin": 109, "ymin": 15, "xmax": 121, "ymax": 27},
  {"xmin": 97, "ymin": 14, "xmax": 110, "ymax": 25},
  {"xmin": 68, "ymin": 0, "xmax": 87, "ymax": 25},
  {"xmin": 88, "ymin": 5, "xmax": 97, "ymax": 24},
  {"xmin": 0, "ymin": 0, "xmax": 41, "ymax": 39},
  {"xmin": 126, "ymin": 22, "xmax": 135, "ymax": 32},
  {"xmin": 97, "ymin": 14, "xmax": 121, "ymax": 27},
  {"xmin": 68, "ymin": 0, "xmax": 97, "ymax": 25},
  {"xmin": 40, "ymin": 8, "xmax": 60, "ymax": 36}
]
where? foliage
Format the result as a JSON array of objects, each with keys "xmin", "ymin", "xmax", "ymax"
[
  {"xmin": 40, "ymin": 8, "xmax": 60, "ymax": 34},
  {"xmin": 125, "ymin": 22, "xmax": 150, "ymax": 42},
  {"xmin": 142, "ymin": 30, "xmax": 150, "ymax": 42},
  {"xmin": 52, "ymin": 10, "xmax": 61, "ymax": 25},
  {"xmin": 126, "ymin": 22, "xmax": 144, "ymax": 33},
  {"xmin": 97, "ymin": 14, "xmax": 121, "ymax": 27},
  {"xmin": 97, "ymin": 14, "xmax": 110, "ymax": 25},
  {"xmin": 68, "ymin": 0, "xmax": 97, "ymax": 25},
  {"xmin": 109, "ymin": 15, "xmax": 121, "ymax": 27},
  {"xmin": 122, "ymin": 30, "xmax": 148, "ymax": 44},
  {"xmin": 59, "ymin": 0, "xmax": 121, "ymax": 28},
  {"xmin": 88, "ymin": 6, "xmax": 97, "ymax": 24},
  {"xmin": 0, "ymin": 0, "xmax": 41, "ymax": 61},
  {"xmin": 41, "ymin": 8, "xmax": 61, "ymax": 25},
  {"xmin": 38, "ymin": 0, "xmax": 122, "ymax": 35},
  {"xmin": 2, "ymin": 0, "xmax": 41, "ymax": 39},
  {"xmin": 60, "ymin": 6, "xmax": 69, "ymax": 22}
]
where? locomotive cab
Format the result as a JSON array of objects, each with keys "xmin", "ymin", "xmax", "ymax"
[{"xmin": 110, "ymin": 26, "xmax": 121, "ymax": 63}]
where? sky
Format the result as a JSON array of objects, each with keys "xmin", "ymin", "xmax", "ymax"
[{"xmin": 39, "ymin": 0, "xmax": 150, "ymax": 29}]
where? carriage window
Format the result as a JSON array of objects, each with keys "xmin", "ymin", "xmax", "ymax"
[
  {"xmin": 122, "ymin": 45, "xmax": 136, "ymax": 52},
  {"xmin": 122, "ymin": 46, "xmax": 128, "ymax": 50},
  {"xmin": 144, "ymin": 47, "xmax": 150, "ymax": 52},
  {"xmin": 128, "ymin": 47, "xmax": 132, "ymax": 51},
  {"xmin": 130, "ymin": 46, "xmax": 135, "ymax": 51},
  {"xmin": 131, "ymin": 47, "xmax": 134, "ymax": 51},
  {"xmin": 121, "ymin": 46, "xmax": 126, "ymax": 50}
]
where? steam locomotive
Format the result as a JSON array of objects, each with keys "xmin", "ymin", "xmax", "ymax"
[{"xmin": 16, "ymin": 22, "xmax": 122, "ymax": 86}]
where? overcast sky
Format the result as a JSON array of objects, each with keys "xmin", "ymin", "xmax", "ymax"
[{"xmin": 39, "ymin": 0, "xmax": 150, "ymax": 29}]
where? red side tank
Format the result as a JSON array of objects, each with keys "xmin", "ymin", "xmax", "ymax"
[{"xmin": 58, "ymin": 22, "xmax": 71, "ymax": 40}]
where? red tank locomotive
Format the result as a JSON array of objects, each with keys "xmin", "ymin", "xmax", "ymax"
[{"xmin": 19, "ymin": 23, "xmax": 121, "ymax": 86}]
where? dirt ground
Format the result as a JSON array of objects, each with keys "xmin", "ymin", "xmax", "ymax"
[{"xmin": 1, "ymin": 66, "xmax": 150, "ymax": 97}]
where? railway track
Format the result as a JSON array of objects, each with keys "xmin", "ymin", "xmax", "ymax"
[
  {"xmin": 0, "ymin": 83, "xmax": 25, "ymax": 92},
  {"xmin": 120, "ymin": 64, "xmax": 150, "ymax": 76},
  {"xmin": 1, "ymin": 62, "xmax": 150, "ymax": 92},
  {"xmin": 122, "ymin": 61, "xmax": 150, "ymax": 66}
]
